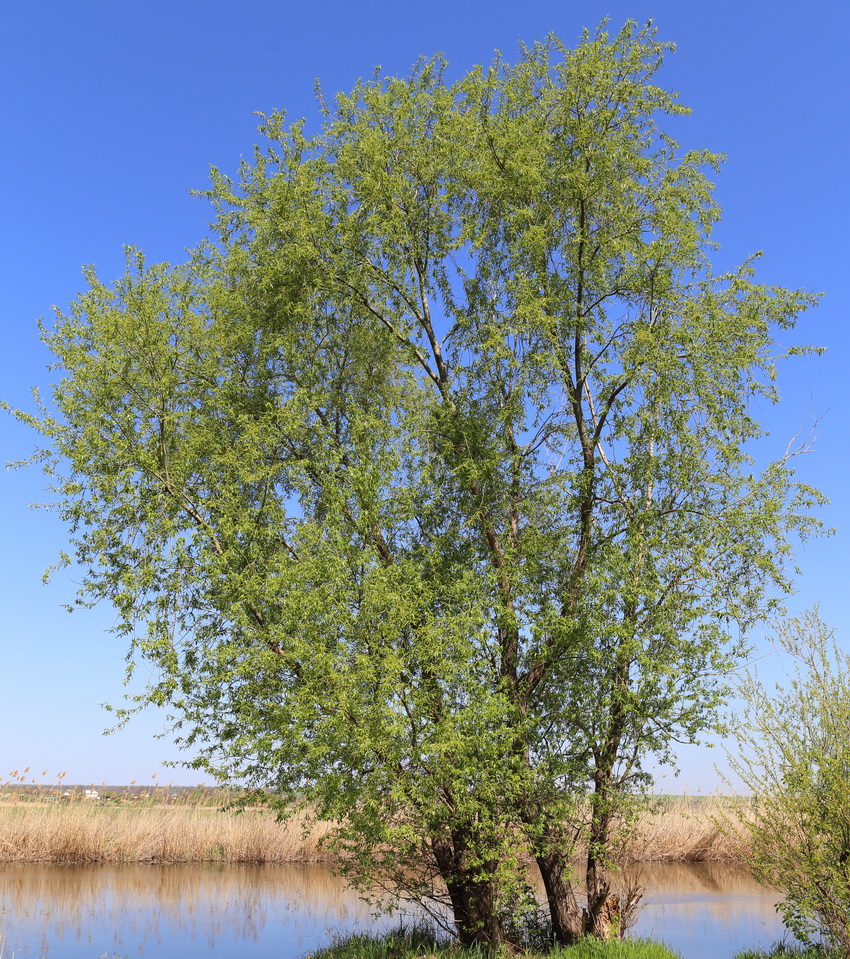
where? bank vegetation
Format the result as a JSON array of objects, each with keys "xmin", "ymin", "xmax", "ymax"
[{"xmin": 0, "ymin": 793, "xmax": 748, "ymax": 865}]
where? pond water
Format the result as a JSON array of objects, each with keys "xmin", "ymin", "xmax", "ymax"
[
  {"xmin": 627, "ymin": 863, "xmax": 787, "ymax": 959},
  {"xmin": 0, "ymin": 862, "xmax": 788, "ymax": 959}
]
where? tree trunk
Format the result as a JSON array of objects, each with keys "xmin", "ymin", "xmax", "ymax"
[
  {"xmin": 431, "ymin": 832, "xmax": 506, "ymax": 949},
  {"xmin": 535, "ymin": 846, "xmax": 585, "ymax": 945},
  {"xmin": 583, "ymin": 806, "xmax": 621, "ymax": 939}
]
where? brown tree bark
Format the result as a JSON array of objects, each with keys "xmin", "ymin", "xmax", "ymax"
[
  {"xmin": 583, "ymin": 794, "xmax": 621, "ymax": 939},
  {"xmin": 534, "ymin": 846, "xmax": 585, "ymax": 945},
  {"xmin": 431, "ymin": 831, "xmax": 506, "ymax": 949}
]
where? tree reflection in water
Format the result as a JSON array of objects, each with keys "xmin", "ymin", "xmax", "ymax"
[{"xmin": 0, "ymin": 862, "xmax": 788, "ymax": 959}]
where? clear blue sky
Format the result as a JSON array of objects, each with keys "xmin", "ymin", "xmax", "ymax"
[{"xmin": 1, "ymin": 0, "xmax": 847, "ymax": 789}]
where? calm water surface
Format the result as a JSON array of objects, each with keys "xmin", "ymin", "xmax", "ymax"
[{"xmin": 0, "ymin": 862, "xmax": 788, "ymax": 959}]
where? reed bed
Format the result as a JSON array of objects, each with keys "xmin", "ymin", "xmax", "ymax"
[
  {"xmin": 0, "ymin": 791, "xmax": 749, "ymax": 865},
  {"xmin": 0, "ymin": 802, "xmax": 334, "ymax": 864},
  {"xmin": 623, "ymin": 797, "xmax": 751, "ymax": 863}
]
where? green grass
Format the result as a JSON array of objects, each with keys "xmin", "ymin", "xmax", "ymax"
[
  {"xmin": 734, "ymin": 944, "xmax": 841, "ymax": 959},
  {"xmin": 305, "ymin": 926, "xmax": 681, "ymax": 959},
  {"xmin": 555, "ymin": 939, "xmax": 681, "ymax": 958}
]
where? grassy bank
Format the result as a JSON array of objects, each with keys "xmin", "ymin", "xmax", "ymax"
[
  {"xmin": 0, "ymin": 788, "xmax": 748, "ymax": 865},
  {"xmin": 308, "ymin": 926, "xmax": 683, "ymax": 959},
  {"xmin": 310, "ymin": 930, "xmax": 842, "ymax": 959},
  {"xmin": 734, "ymin": 946, "xmax": 841, "ymax": 959}
]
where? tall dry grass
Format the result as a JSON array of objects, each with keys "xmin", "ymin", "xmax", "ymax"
[
  {"xmin": 0, "ymin": 802, "xmax": 334, "ymax": 864},
  {"xmin": 0, "ymin": 791, "xmax": 750, "ymax": 865},
  {"xmin": 622, "ymin": 797, "xmax": 750, "ymax": 863}
]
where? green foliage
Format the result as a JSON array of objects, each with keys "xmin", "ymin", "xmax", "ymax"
[
  {"xmin": 734, "ymin": 944, "xmax": 841, "ymax": 959},
  {"xmin": 307, "ymin": 927, "xmax": 681, "ymax": 959},
  {"xmin": 13, "ymin": 18, "xmax": 822, "ymax": 948},
  {"xmin": 307, "ymin": 925, "xmax": 463, "ymax": 959},
  {"xmin": 729, "ymin": 612, "xmax": 850, "ymax": 953},
  {"xmin": 558, "ymin": 940, "xmax": 680, "ymax": 959}
]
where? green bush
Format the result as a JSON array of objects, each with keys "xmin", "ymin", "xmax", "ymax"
[{"xmin": 729, "ymin": 613, "xmax": 850, "ymax": 952}]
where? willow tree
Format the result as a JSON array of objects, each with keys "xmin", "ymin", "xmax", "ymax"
[{"xmin": 18, "ymin": 21, "xmax": 822, "ymax": 947}]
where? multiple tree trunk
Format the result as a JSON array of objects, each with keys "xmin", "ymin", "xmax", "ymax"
[{"xmin": 429, "ymin": 807, "xmax": 628, "ymax": 948}]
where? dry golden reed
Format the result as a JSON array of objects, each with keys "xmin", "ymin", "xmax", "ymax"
[
  {"xmin": 0, "ymin": 802, "xmax": 334, "ymax": 864},
  {"xmin": 0, "ymin": 790, "xmax": 750, "ymax": 865},
  {"xmin": 621, "ymin": 797, "xmax": 751, "ymax": 863}
]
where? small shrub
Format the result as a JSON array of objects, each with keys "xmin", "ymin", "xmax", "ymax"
[{"xmin": 729, "ymin": 613, "xmax": 850, "ymax": 953}]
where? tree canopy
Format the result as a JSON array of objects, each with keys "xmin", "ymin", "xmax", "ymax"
[{"xmin": 17, "ymin": 20, "xmax": 823, "ymax": 948}]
